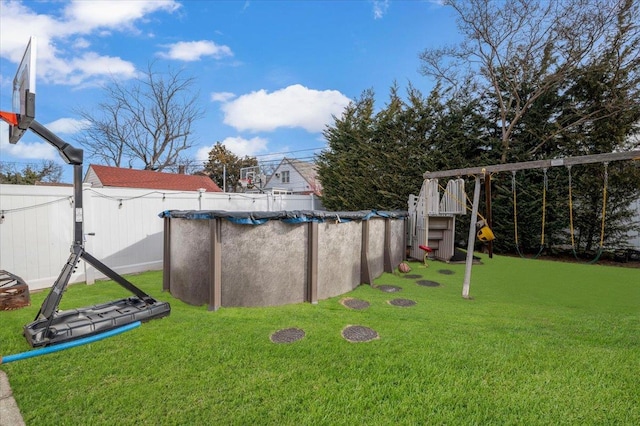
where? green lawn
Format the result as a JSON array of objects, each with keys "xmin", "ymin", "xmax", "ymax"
[{"xmin": 1, "ymin": 255, "xmax": 639, "ymax": 425}]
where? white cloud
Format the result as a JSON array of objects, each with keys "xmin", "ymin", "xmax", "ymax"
[
  {"xmin": 196, "ymin": 136, "xmax": 269, "ymax": 161},
  {"xmin": 45, "ymin": 118, "xmax": 91, "ymax": 135},
  {"xmin": 0, "ymin": 123, "xmax": 58, "ymax": 160},
  {"xmin": 372, "ymin": 0, "xmax": 390, "ymax": 19},
  {"xmin": 211, "ymin": 92, "xmax": 236, "ymax": 102},
  {"xmin": 63, "ymin": 1, "xmax": 181, "ymax": 33},
  {"xmin": 222, "ymin": 136, "xmax": 269, "ymax": 157},
  {"xmin": 158, "ymin": 40, "xmax": 233, "ymax": 62},
  {"xmin": 0, "ymin": 1, "xmax": 187, "ymax": 162},
  {"xmin": 0, "ymin": 0, "xmax": 180, "ymax": 87},
  {"xmin": 221, "ymin": 84, "xmax": 351, "ymax": 133},
  {"xmin": 71, "ymin": 52, "xmax": 137, "ymax": 80}
]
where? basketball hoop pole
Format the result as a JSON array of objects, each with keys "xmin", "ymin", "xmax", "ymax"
[
  {"xmin": 0, "ymin": 116, "xmax": 170, "ymax": 345},
  {"xmin": 2, "ymin": 37, "xmax": 169, "ymax": 347}
]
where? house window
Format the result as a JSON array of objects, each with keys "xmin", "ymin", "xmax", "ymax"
[{"xmin": 281, "ymin": 170, "xmax": 290, "ymax": 183}]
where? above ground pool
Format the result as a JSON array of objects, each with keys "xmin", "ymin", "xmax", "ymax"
[{"xmin": 159, "ymin": 210, "xmax": 407, "ymax": 309}]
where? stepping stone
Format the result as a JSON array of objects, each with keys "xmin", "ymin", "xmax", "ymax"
[
  {"xmin": 388, "ymin": 298, "xmax": 416, "ymax": 307},
  {"xmin": 270, "ymin": 328, "xmax": 305, "ymax": 344},
  {"xmin": 438, "ymin": 269, "xmax": 455, "ymax": 275},
  {"xmin": 342, "ymin": 325, "xmax": 379, "ymax": 343},
  {"xmin": 376, "ymin": 285, "xmax": 402, "ymax": 293},
  {"xmin": 416, "ymin": 280, "xmax": 441, "ymax": 287},
  {"xmin": 341, "ymin": 298, "xmax": 370, "ymax": 310},
  {"xmin": 403, "ymin": 274, "xmax": 422, "ymax": 279}
]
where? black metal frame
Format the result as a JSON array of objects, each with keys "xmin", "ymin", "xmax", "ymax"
[{"xmin": 13, "ymin": 118, "xmax": 170, "ymax": 347}]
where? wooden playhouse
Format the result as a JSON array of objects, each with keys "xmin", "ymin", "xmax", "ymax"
[{"xmin": 408, "ymin": 178, "xmax": 466, "ymax": 262}]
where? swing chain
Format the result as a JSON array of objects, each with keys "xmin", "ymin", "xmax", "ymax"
[
  {"xmin": 599, "ymin": 162, "xmax": 609, "ymax": 248},
  {"xmin": 540, "ymin": 168, "xmax": 548, "ymax": 247},
  {"xmin": 567, "ymin": 165, "xmax": 575, "ymax": 249},
  {"xmin": 511, "ymin": 171, "xmax": 519, "ymax": 247}
]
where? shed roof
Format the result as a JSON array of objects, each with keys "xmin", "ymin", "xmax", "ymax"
[{"xmin": 86, "ymin": 164, "xmax": 222, "ymax": 192}]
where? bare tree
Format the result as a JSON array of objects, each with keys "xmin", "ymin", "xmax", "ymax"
[
  {"xmin": 0, "ymin": 160, "xmax": 63, "ymax": 184},
  {"xmin": 419, "ymin": 0, "xmax": 639, "ymax": 162},
  {"xmin": 76, "ymin": 63, "xmax": 204, "ymax": 171}
]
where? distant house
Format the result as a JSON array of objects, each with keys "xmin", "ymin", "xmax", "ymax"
[
  {"xmin": 263, "ymin": 158, "xmax": 322, "ymax": 196},
  {"xmin": 84, "ymin": 164, "xmax": 222, "ymax": 192}
]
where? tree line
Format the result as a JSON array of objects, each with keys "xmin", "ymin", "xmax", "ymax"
[{"xmin": 317, "ymin": 0, "xmax": 640, "ymax": 256}]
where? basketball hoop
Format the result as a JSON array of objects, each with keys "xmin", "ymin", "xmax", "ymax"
[
  {"xmin": 8, "ymin": 36, "xmax": 37, "ymax": 144},
  {"xmin": 240, "ymin": 166, "xmax": 261, "ymax": 189}
]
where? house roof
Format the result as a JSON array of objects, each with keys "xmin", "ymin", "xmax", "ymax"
[
  {"xmin": 264, "ymin": 158, "xmax": 322, "ymax": 195},
  {"xmin": 287, "ymin": 158, "xmax": 318, "ymax": 182},
  {"xmin": 86, "ymin": 164, "xmax": 222, "ymax": 192}
]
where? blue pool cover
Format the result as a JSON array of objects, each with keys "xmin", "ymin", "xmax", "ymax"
[{"xmin": 159, "ymin": 210, "xmax": 408, "ymax": 225}]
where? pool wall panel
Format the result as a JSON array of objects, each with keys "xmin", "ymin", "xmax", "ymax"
[{"xmin": 163, "ymin": 212, "xmax": 407, "ymax": 308}]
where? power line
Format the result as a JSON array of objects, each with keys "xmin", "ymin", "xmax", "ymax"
[
  {"xmin": 257, "ymin": 155, "xmax": 319, "ymax": 166},
  {"xmin": 253, "ymin": 146, "xmax": 325, "ymax": 159}
]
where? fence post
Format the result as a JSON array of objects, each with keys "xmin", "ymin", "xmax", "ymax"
[{"xmin": 82, "ymin": 183, "xmax": 96, "ymax": 285}]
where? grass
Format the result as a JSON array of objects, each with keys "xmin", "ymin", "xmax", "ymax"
[{"xmin": 1, "ymin": 254, "xmax": 639, "ymax": 425}]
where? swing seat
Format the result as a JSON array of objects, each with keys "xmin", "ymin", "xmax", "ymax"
[
  {"xmin": 419, "ymin": 245, "xmax": 433, "ymax": 267},
  {"xmin": 477, "ymin": 226, "xmax": 495, "ymax": 242}
]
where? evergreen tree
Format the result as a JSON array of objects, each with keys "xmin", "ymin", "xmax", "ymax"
[
  {"xmin": 202, "ymin": 143, "xmax": 258, "ymax": 192},
  {"xmin": 317, "ymin": 90, "xmax": 376, "ymax": 210},
  {"xmin": 318, "ymin": 85, "xmax": 489, "ymax": 211}
]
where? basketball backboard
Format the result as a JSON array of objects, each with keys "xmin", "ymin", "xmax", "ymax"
[
  {"xmin": 9, "ymin": 36, "xmax": 37, "ymax": 144},
  {"xmin": 240, "ymin": 165, "xmax": 265, "ymax": 188}
]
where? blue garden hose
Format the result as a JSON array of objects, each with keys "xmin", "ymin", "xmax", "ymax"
[{"xmin": 1, "ymin": 321, "xmax": 141, "ymax": 364}]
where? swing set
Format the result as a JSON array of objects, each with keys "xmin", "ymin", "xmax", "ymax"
[
  {"xmin": 511, "ymin": 162, "xmax": 609, "ymax": 263},
  {"xmin": 423, "ymin": 150, "xmax": 639, "ymax": 299}
]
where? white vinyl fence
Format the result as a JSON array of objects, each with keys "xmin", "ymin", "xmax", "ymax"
[{"xmin": 0, "ymin": 184, "xmax": 323, "ymax": 291}]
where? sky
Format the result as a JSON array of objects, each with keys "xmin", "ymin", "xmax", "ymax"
[{"xmin": 0, "ymin": 0, "xmax": 459, "ymax": 183}]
